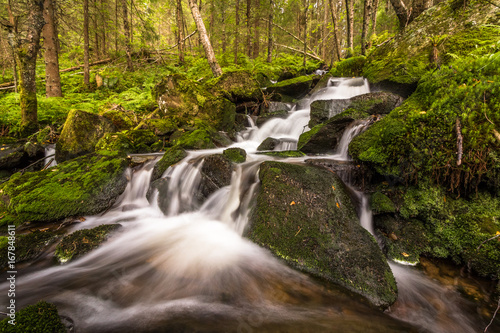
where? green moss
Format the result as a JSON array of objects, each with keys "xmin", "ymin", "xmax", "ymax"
[
  {"xmin": 0, "ymin": 231, "xmax": 57, "ymax": 268},
  {"xmin": 101, "ymin": 109, "xmax": 135, "ymax": 130},
  {"xmin": 146, "ymin": 118, "xmax": 178, "ymax": 136},
  {"xmin": 270, "ymin": 75, "xmax": 314, "ymax": 88},
  {"xmin": 95, "ymin": 130, "xmax": 158, "ymax": 153},
  {"xmin": 223, "ymin": 147, "xmax": 247, "ymax": 163},
  {"xmin": 257, "ymin": 151, "xmax": 305, "ymax": 158},
  {"xmin": 55, "ymin": 224, "xmax": 121, "ymax": 262},
  {"xmin": 151, "ymin": 145, "xmax": 188, "ymax": 181},
  {"xmin": 0, "ymin": 301, "xmax": 65, "ymax": 332},
  {"xmin": 209, "ymin": 69, "xmax": 261, "ymax": 102},
  {"xmin": 330, "ymin": 56, "xmax": 367, "ymax": 77},
  {"xmin": 0, "ymin": 152, "xmax": 128, "ymax": 227},
  {"xmin": 370, "ymin": 192, "xmax": 396, "ymax": 214},
  {"xmin": 298, "ymin": 124, "xmax": 323, "ymax": 150}
]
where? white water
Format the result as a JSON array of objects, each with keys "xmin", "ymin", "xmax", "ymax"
[
  {"xmin": 0, "ymin": 77, "xmax": 485, "ymax": 332},
  {"xmin": 44, "ymin": 144, "xmax": 57, "ymax": 168}
]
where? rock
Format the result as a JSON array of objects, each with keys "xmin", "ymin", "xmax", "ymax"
[
  {"xmin": 370, "ymin": 192, "xmax": 396, "ymax": 214},
  {"xmin": 55, "ymin": 224, "xmax": 122, "ymax": 263},
  {"xmin": 257, "ymin": 137, "xmax": 281, "ymax": 151},
  {"xmin": 171, "ymin": 126, "xmax": 232, "ymax": 150},
  {"xmin": 0, "ymin": 231, "xmax": 57, "ymax": 269},
  {"xmin": 305, "ymin": 159, "xmax": 372, "ymax": 191},
  {"xmin": 101, "ymin": 106, "xmax": 135, "ymax": 130},
  {"xmin": 210, "ymin": 70, "xmax": 261, "ymax": 103},
  {"xmin": 0, "ymin": 301, "xmax": 66, "ymax": 332},
  {"xmin": 299, "ymin": 118, "xmax": 354, "ymax": 154},
  {"xmin": 256, "ymin": 110, "xmax": 289, "ymax": 126},
  {"xmin": 151, "ymin": 146, "xmax": 187, "ymax": 181},
  {"xmin": 267, "ymin": 75, "xmax": 320, "ymax": 100},
  {"xmin": 0, "ymin": 142, "xmax": 46, "ymax": 172},
  {"xmin": 329, "ymin": 56, "xmax": 366, "ymax": 77},
  {"xmin": 257, "ymin": 151, "xmax": 305, "ymax": 158},
  {"xmin": 309, "ymin": 91, "xmax": 403, "ymax": 128},
  {"xmin": 95, "ymin": 130, "xmax": 158, "ymax": 154},
  {"xmin": 223, "ymin": 148, "xmax": 246, "ymax": 163},
  {"xmin": 0, "ymin": 151, "xmax": 129, "ymax": 227},
  {"xmin": 55, "ymin": 110, "xmax": 116, "ymax": 163},
  {"xmin": 246, "ymin": 161, "xmax": 397, "ymax": 309},
  {"xmin": 146, "ymin": 118, "xmax": 178, "ymax": 136},
  {"xmin": 196, "ymin": 154, "xmax": 234, "ymax": 202}
]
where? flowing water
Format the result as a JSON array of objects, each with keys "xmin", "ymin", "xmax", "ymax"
[{"xmin": 1, "ymin": 77, "xmax": 491, "ymax": 332}]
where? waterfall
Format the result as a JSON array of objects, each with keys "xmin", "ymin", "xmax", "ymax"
[{"xmin": 44, "ymin": 144, "xmax": 57, "ymax": 168}]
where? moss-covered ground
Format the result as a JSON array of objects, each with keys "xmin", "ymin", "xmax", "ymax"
[{"xmin": 0, "ymin": 301, "xmax": 65, "ymax": 332}]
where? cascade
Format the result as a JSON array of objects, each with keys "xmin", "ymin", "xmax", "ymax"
[{"xmin": 0, "ymin": 77, "xmax": 490, "ymax": 332}]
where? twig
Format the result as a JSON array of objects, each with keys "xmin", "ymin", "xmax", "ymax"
[
  {"xmin": 477, "ymin": 234, "xmax": 500, "ymax": 250},
  {"xmin": 18, "ymin": 153, "xmax": 55, "ymax": 175},
  {"xmin": 484, "ymin": 297, "xmax": 500, "ymax": 332},
  {"xmin": 274, "ymin": 43, "xmax": 322, "ymax": 61},
  {"xmin": 165, "ymin": 30, "xmax": 198, "ymax": 51},
  {"xmin": 483, "ymin": 0, "xmax": 500, "ymax": 9},
  {"xmin": 456, "ymin": 118, "xmax": 463, "ymax": 166}
]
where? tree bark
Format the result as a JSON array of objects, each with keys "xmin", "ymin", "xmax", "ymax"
[
  {"xmin": 234, "ymin": 0, "xmax": 240, "ymax": 63},
  {"xmin": 252, "ymin": 0, "xmax": 260, "ymax": 58},
  {"xmin": 368, "ymin": 0, "xmax": 379, "ymax": 48},
  {"xmin": 176, "ymin": 0, "xmax": 185, "ymax": 63},
  {"xmin": 93, "ymin": 0, "xmax": 100, "ymax": 59},
  {"xmin": 322, "ymin": 0, "xmax": 327, "ymax": 60},
  {"xmin": 122, "ymin": 0, "xmax": 134, "ymax": 71},
  {"xmin": 43, "ymin": 0, "xmax": 62, "ymax": 97},
  {"xmin": 84, "ymin": 0, "xmax": 90, "ymax": 87},
  {"xmin": 7, "ymin": 0, "xmax": 45, "ymax": 136},
  {"xmin": 303, "ymin": 0, "xmax": 309, "ymax": 68},
  {"xmin": 345, "ymin": 0, "xmax": 354, "ymax": 53},
  {"xmin": 266, "ymin": 0, "xmax": 273, "ymax": 63},
  {"xmin": 389, "ymin": 0, "xmax": 409, "ymax": 29},
  {"xmin": 246, "ymin": 0, "xmax": 251, "ymax": 57},
  {"xmin": 328, "ymin": 0, "xmax": 341, "ymax": 61},
  {"xmin": 187, "ymin": 0, "xmax": 222, "ymax": 77},
  {"xmin": 361, "ymin": 0, "xmax": 372, "ymax": 55}
]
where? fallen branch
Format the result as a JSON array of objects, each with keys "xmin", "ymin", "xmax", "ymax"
[
  {"xmin": 165, "ymin": 30, "xmax": 198, "ymax": 51},
  {"xmin": 59, "ymin": 57, "xmax": 115, "ymax": 73},
  {"xmin": 484, "ymin": 297, "xmax": 500, "ymax": 332},
  {"xmin": 134, "ymin": 108, "xmax": 160, "ymax": 130},
  {"xmin": 274, "ymin": 43, "xmax": 322, "ymax": 61},
  {"xmin": 456, "ymin": 118, "xmax": 463, "ymax": 166},
  {"xmin": 477, "ymin": 233, "xmax": 500, "ymax": 251},
  {"xmin": 0, "ymin": 85, "xmax": 15, "ymax": 90}
]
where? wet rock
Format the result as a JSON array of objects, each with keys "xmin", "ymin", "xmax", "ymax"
[
  {"xmin": 196, "ymin": 154, "xmax": 234, "ymax": 201},
  {"xmin": 0, "ymin": 151, "xmax": 129, "ymax": 227},
  {"xmin": 256, "ymin": 110, "xmax": 289, "ymax": 126},
  {"xmin": 267, "ymin": 75, "xmax": 320, "ymax": 100},
  {"xmin": 309, "ymin": 99, "xmax": 352, "ymax": 127},
  {"xmin": 257, "ymin": 150, "xmax": 305, "ymax": 158},
  {"xmin": 0, "ymin": 231, "xmax": 58, "ymax": 269},
  {"xmin": 257, "ymin": 137, "xmax": 281, "ymax": 151},
  {"xmin": 0, "ymin": 142, "xmax": 46, "ymax": 172},
  {"xmin": 247, "ymin": 161, "xmax": 397, "ymax": 309},
  {"xmin": 56, "ymin": 110, "xmax": 116, "ymax": 163},
  {"xmin": 223, "ymin": 148, "xmax": 246, "ymax": 164},
  {"xmin": 299, "ymin": 118, "xmax": 354, "ymax": 154},
  {"xmin": 370, "ymin": 192, "xmax": 396, "ymax": 214},
  {"xmin": 305, "ymin": 158, "xmax": 372, "ymax": 191},
  {"xmin": 55, "ymin": 224, "xmax": 122, "ymax": 262},
  {"xmin": 151, "ymin": 146, "xmax": 187, "ymax": 181}
]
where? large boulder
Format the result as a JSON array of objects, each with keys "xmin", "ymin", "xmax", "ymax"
[
  {"xmin": 267, "ymin": 75, "xmax": 320, "ymax": 100},
  {"xmin": 299, "ymin": 117, "xmax": 354, "ymax": 154},
  {"xmin": 196, "ymin": 154, "xmax": 234, "ymax": 202},
  {"xmin": 246, "ymin": 161, "xmax": 397, "ymax": 309},
  {"xmin": 257, "ymin": 137, "xmax": 281, "ymax": 151},
  {"xmin": 151, "ymin": 146, "xmax": 188, "ymax": 182},
  {"xmin": 95, "ymin": 130, "xmax": 158, "ymax": 154},
  {"xmin": 153, "ymin": 74, "xmax": 236, "ymax": 133},
  {"xmin": 55, "ymin": 110, "xmax": 116, "ymax": 163},
  {"xmin": 0, "ymin": 151, "xmax": 128, "ymax": 227},
  {"xmin": 210, "ymin": 70, "xmax": 261, "ymax": 103}
]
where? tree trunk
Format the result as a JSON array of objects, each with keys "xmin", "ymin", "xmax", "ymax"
[
  {"xmin": 42, "ymin": 0, "xmax": 62, "ymax": 97},
  {"xmin": 328, "ymin": 0, "xmax": 341, "ymax": 61},
  {"xmin": 115, "ymin": 0, "xmax": 118, "ymax": 52},
  {"xmin": 361, "ymin": 0, "xmax": 372, "ymax": 55},
  {"xmin": 303, "ymin": 0, "xmax": 309, "ymax": 69},
  {"xmin": 246, "ymin": 0, "xmax": 251, "ymax": 57},
  {"xmin": 368, "ymin": 0, "xmax": 379, "ymax": 48},
  {"xmin": 122, "ymin": 0, "xmax": 134, "ymax": 71},
  {"xmin": 322, "ymin": 0, "xmax": 327, "ymax": 60},
  {"xmin": 389, "ymin": 0, "xmax": 409, "ymax": 29},
  {"xmin": 84, "ymin": 0, "xmax": 90, "ymax": 87},
  {"xmin": 409, "ymin": 0, "xmax": 432, "ymax": 22},
  {"xmin": 187, "ymin": 0, "xmax": 222, "ymax": 77},
  {"xmin": 101, "ymin": 0, "xmax": 107, "ymax": 55},
  {"xmin": 176, "ymin": 0, "xmax": 185, "ymax": 63},
  {"xmin": 234, "ymin": 0, "xmax": 240, "ymax": 63},
  {"xmin": 252, "ymin": 0, "xmax": 260, "ymax": 58},
  {"xmin": 93, "ymin": 0, "xmax": 100, "ymax": 59},
  {"xmin": 8, "ymin": 0, "xmax": 45, "ymax": 136},
  {"xmin": 266, "ymin": 0, "xmax": 273, "ymax": 63},
  {"xmin": 345, "ymin": 0, "xmax": 354, "ymax": 53}
]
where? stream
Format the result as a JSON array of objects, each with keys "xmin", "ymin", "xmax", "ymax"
[{"xmin": 1, "ymin": 78, "xmax": 492, "ymax": 332}]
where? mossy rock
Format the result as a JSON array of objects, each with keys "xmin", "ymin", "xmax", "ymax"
[
  {"xmin": 363, "ymin": 0, "xmax": 499, "ymax": 84},
  {"xmin": 0, "ymin": 142, "xmax": 45, "ymax": 172},
  {"xmin": 171, "ymin": 121, "xmax": 232, "ymax": 150},
  {"xmin": 0, "ymin": 301, "xmax": 65, "ymax": 332},
  {"xmin": 95, "ymin": 130, "xmax": 158, "ymax": 154},
  {"xmin": 55, "ymin": 109, "xmax": 116, "ymax": 163},
  {"xmin": 0, "ymin": 151, "xmax": 128, "ymax": 227},
  {"xmin": 257, "ymin": 137, "xmax": 281, "ymax": 151},
  {"xmin": 223, "ymin": 148, "xmax": 246, "ymax": 163},
  {"xmin": 267, "ymin": 75, "xmax": 320, "ymax": 100},
  {"xmin": 0, "ymin": 231, "xmax": 57, "ymax": 269},
  {"xmin": 257, "ymin": 151, "xmax": 306, "ymax": 158},
  {"xmin": 210, "ymin": 70, "xmax": 261, "ymax": 102},
  {"xmin": 299, "ymin": 117, "xmax": 354, "ymax": 154},
  {"xmin": 55, "ymin": 224, "xmax": 121, "ymax": 263},
  {"xmin": 151, "ymin": 146, "xmax": 188, "ymax": 181},
  {"xmin": 196, "ymin": 154, "xmax": 235, "ymax": 202},
  {"xmin": 101, "ymin": 107, "xmax": 135, "ymax": 130},
  {"xmin": 146, "ymin": 118, "xmax": 178, "ymax": 136},
  {"xmin": 255, "ymin": 110, "xmax": 289, "ymax": 127},
  {"xmin": 370, "ymin": 192, "xmax": 396, "ymax": 214},
  {"xmin": 330, "ymin": 56, "xmax": 366, "ymax": 77},
  {"xmin": 247, "ymin": 161, "xmax": 397, "ymax": 309}
]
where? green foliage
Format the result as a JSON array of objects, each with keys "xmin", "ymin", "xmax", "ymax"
[
  {"xmin": 0, "ymin": 231, "xmax": 57, "ymax": 268},
  {"xmin": 223, "ymin": 147, "xmax": 247, "ymax": 163},
  {"xmin": 0, "ymin": 301, "xmax": 65, "ymax": 332},
  {"xmin": 370, "ymin": 192, "xmax": 397, "ymax": 214},
  {"xmin": 330, "ymin": 56, "xmax": 366, "ymax": 77}
]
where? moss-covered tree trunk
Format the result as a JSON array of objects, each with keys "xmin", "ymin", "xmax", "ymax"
[
  {"xmin": 328, "ymin": 0, "xmax": 341, "ymax": 61},
  {"xmin": 176, "ymin": 0, "xmax": 185, "ymax": 64},
  {"xmin": 266, "ymin": 0, "xmax": 273, "ymax": 63},
  {"xmin": 7, "ymin": 0, "xmax": 45, "ymax": 136},
  {"xmin": 187, "ymin": 0, "xmax": 222, "ymax": 77},
  {"xmin": 361, "ymin": 0, "xmax": 372, "ymax": 55},
  {"xmin": 42, "ymin": 0, "xmax": 62, "ymax": 97}
]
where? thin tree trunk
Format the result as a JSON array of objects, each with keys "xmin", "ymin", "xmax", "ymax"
[
  {"xmin": 130, "ymin": 0, "xmax": 133, "ymax": 43},
  {"xmin": 176, "ymin": 0, "xmax": 185, "ymax": 63},
  {"xmin": 122, "ymin": 0, "xmax": 134, "ymax": 71},
  {"xmin": 101, "ymin": 0, "xmax": 106, "ymax": 55},
  {"xmin": 84, "ymin": 0, "xmax": 90, "ymax": 87},
  {"xmin": 115, "ymin": 0, "xmax": 118, "ymax": 53},
  {"xmin": 7, "ymin": 0, "xmax": 45, "ymax": 136},
  {"xmin": 266, "ymin": 0, "xmax": 273, "ymax": 63},
  {"xmin": 368, "ymin": 0, "xmax": 379, "ymax": 48},
  {"xmin": 389, "ymin": 0, "xmax": 409, "ymax": 29},
  {"xmin": 222, "ymin": 5, "xmax": 227, "ymax": 53},
  {"xmin": 322, "ymin": 0, "xmax": 327, "ymax": 60},
  {"xmin": 252, "ymin": 0, "xmax": 260, "ymax": 58},
  {"xmin": 93, "ymin": 0, "xmax": 100, "ymax": 59},
  {"xmin": 328, "ymin": 0, "xmax": 341, "ymax": 61},
  {"xmin": 43, "ymin": 0, "xmax": 62, "ymax": 97},
  {"xmin": 246, "ymin": 0, "xmax": 251, "ymax": 57},
  {"xmin": 361, "ymin": 0, "xmax": 372, "ymax": 55},
  {"xmin": 345, "ymin": 0, "xmax": 354, "ymax": 53},
  {"xmin": 234, "ymin": 0, "xmax": 240, "ymax": 63},
  {"xmin": 187, "ymin": 0, "xmax": 222, "ymax": 77},
  {"xmin": 303, "ymin": 0, "xmax": 309, "ymax": 69}
]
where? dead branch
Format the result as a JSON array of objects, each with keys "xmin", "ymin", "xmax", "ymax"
[
  {"xmin": 484, "ymin": 297, "xmax": 500, "ymax": 332},
  {"xmin": 165, "ymin": 30, "xmax": 198, "ymax": 51},
  {"xmin": 477, "ymin": 233, "xmax": 500, "ymax": 251},
  {"xmin": 59, "ymin": 57, "xmax": 115, "ymax": 73},
  {"xmin": 456, "ymin": 118, "xmax": 463, "ymax": 166},
  {"xmin": 134, "ymin": 108, "xmax": 160, "ymax": 130},
  {"xmin": 274, "ymin": 43, "xmax": 322, "ymax": 61}
]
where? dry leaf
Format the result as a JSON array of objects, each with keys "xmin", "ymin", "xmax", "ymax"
[
  {"xmin": 290, "ymin": 201, "xmax": 296, "ymax": 205},
  {"xmin": 402, "ymin": 252, "xmax": 410, "ymax": 257},
  {"xmin": 336, "ymin": 202, "xmax": 340, "ymax": 208}
]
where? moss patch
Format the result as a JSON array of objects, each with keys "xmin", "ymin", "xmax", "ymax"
[
  {"xmin": 151, "ymin": 146, "xmax": 187, "ymax": 181},
  {"xmin": 223, "ymin": 147, "xmax": 247, "ymax": 163},
  {"xmin": 55, "ymin": 224, "xmax": 121, "ymax": 263},
  {"xmin": 0, "ymin": 301, "xmax": 65, "ymax": 332},
  {"xmin": 330, "ymin": 56, "xmax": 366, "ymax": 77},
  {"xmin": 370, "ymin": 192, "xmax": 396, "ymax": 214},
  {"xmin": 95, "ymin": 130, "xmax": 158, "ymax": 154},
  {"xmin": 0, "ymin": 231, "xmax": 57, "ymax": 268}
]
